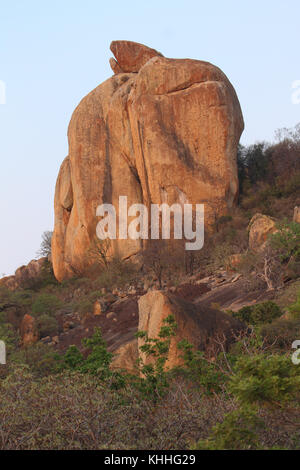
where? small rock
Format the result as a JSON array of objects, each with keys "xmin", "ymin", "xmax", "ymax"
[
  {"xmin": 41, "ymin": 336, "xmax": 51, "ymax": 344},
  {"xmin": 93, "ymin": 300, "xmax": 102, "ymax": 316},
  {"xmin": 106, "ymin": 312, "xmax": 115, "ymax": 319}
]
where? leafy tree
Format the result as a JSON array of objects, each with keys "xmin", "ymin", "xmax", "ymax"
[
  {"xmin": 177, "ymin": 339, "xmax": 227, "ymax": 394},
  {"xmin": 135, "ymin": 315, "xmax": 177, "ymax": 399},
  {"xmin": 63, "ymin": 345, "xmax": 84, "ymax": 369},
  {"xmin": 80, "ymin": 328, "xmax": 113, "ymax": 377}
]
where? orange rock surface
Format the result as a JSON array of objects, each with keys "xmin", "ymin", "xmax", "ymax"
[{"xmin": 52, "ymin": 41, "xmax": 244, "ymax": 281}]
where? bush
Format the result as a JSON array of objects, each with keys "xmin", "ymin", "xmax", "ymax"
[
  {"xmin": 288, "ymin": 291, "xmax": 300, "ymax": 319},
  {"xmin": 11, "ymin": 343, "xmax": 59, "ymax": 377},
  {"xmin": 95, "ymin": 257, "xmax": 137, "ymax": 290},
  {"xmin": 270, "ymin": 220, "xmax": 300, "ymax": 263},
  {"xmin": 60, "ymin": 329, "xmax": 123, "ymax": 386},
  {"xmin": 135, "ymin": 315, "xmax": 177, "ymax": 399},
  {"xmin": 229, "ymin": 354, "xmax": 300, "ymax": 406},
  {"xmin": 32, "ymin": 294, "xmax": 62, "ymax": 317},
  {"xmin": 261, "ymin": 317, "xmax": 300, "ymax": 350},
  {"xmin": 36, "ymin": 314, "xmax": 59, "ymax": 337},
  {"xmin": 194, "ymin": 406, "xmax": 264, "ymax": 450},
  {"xmin": 177, "ymin": 339, "xmax": 227, "ymax": 395},
  {"xmin": 75, "ymin": 298, "xmax": 94, "ymax": 317},
  {"xmin": 251, "ymin": 302, "xmax": 282, "ymax": 325},
  {"xmin": 233, "ymin": 302, "xmax": 282, "ymax": 325}
]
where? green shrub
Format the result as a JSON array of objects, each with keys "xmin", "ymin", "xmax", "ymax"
[
  {"xmin": 60, "ymin": 329, "xmax": 123, "ymax": 387},
  {"xmin": 233, "ymin": 302, "xmax": 282, "ymax": 325},
  {"xmin": 32, "ymin": 293, "xmax": 62, "ymax": 317},
  {"xmin": 63, "ymin": 345, "xmax": 84, "ymax": 369},
  {"xmin": 270, "ymin": 220, "xmax": 300, "ymax": 263},
  {"xmin": 194, "ymin": 406, "xmax": 264, "ymax": 450},
  {"xmin": 11, "ymin": 343, "xmax": 59, "ymax": 377},
  {"xmin": 134, "ymin": 315, "xmax": 177, "ymax": 400},
  {"xmin": 229, "ymin": 354, "xmax": 300, "ymax": 406},
  {"xmin": 251, "ymin": 302, "xmax": 282, "ymax": 325},
  {"xmin": 261, "ymin": 318, "xmax": 300, "ymax": 350},
  {"xmin": 36, "ymin": 314, "xmax": 59, "ymax": 337},
  {"xmin": 80, "ymin": 328, "xmax": 113, "ymax": 378},
  {"xmin": 75, "ymin": 298, "xmax": 94, "ymax": 317},
  {"xmin": 288, "ymin": 291, "xmax": 300, "ymax": 319},
  {"xmin": 177, "ymin": 339, "xmax": 227, "ymax": 394}
]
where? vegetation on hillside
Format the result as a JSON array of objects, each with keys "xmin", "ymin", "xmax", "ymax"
[{"xmin": 0, "ymin": 123, "xmax": 299, "ymax": 450}]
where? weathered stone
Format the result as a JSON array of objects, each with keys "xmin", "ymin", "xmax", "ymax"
[
  {"xmin": 106, "ymin": 312, "xmax": 115, "ymax": 319},
  {"xmin": 293, "ymin": 206, "xmax": 300, "ymax": 223},
  {"xmin": 0, "ymin": 258, "xmax": 47, "ymax": 290},
  {"xmin": 110, "ymin": 40, "xmax": 162, "ymax": 73},
  {"xmin": 138, "ymin": 290, "xmax": 245, "ymax": 370},
  {"xmin": 111, "ymin": 339, "xmax": 139, "ymax": 374},
  {"xmin": 248, "ymin": 213, "xmax": 277, "ymax": 252},
  {"xmin": 109, "ymin": 57, "xmax": 124, "ymax": 74},
  {"xmin": 20, "ymin": 314, "xmax": 38, "ymax": 346},
  {"xmin": 52, "ymin": 42, "xmax": 244, "ymax": 281},
  {"xmin": 93, "ymin": 300, "xmax": 102, "ymax": 316}
]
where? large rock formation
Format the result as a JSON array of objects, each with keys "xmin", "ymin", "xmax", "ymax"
[
  {"xmin": 138, "ymin": 290, "xmax": 245, "ymax": 370},
  {"xmin": 0, "ymin": 258, "xmax": 47, "ymax": 290},
  {"xmin": 248, "ymin": 213, "xmax": 277, "ymax": 252},
  {"xmin": 20, "ymin": 314, "xmax": 38, "ymax": 346},
  {"xmin": 52, "ymin": 40, "xmax": 244, "ymax": 281},
  {"xmin": 293, "ymin": 206, "xmax": 300, "ymax": 223}
]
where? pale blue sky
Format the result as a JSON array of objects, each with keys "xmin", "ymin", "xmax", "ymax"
[{"xmin": 0, "ymin": 0, "xmax": 299, "ymax": 276}]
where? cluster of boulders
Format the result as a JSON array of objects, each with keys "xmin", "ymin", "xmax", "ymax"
[{"xmin": 0, "ymin": 258, "xmax": 47, "ymax": 291}]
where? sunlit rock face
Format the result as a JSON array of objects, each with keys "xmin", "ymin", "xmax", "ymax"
[{"xmin": 52, "ymin": 41, "xmax": 244, "ymax": 281}]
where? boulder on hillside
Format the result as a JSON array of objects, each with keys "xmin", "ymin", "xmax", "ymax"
[
  {"xmin": 248, "ymin": 214, "xmax": 277, "ymax": 252},
  {"xmin": 293, "ymin": 206, "xmax": 300, "ymax": 223},
  {"xmin": 20, "ymin": 314, "xmax": 38, "ymax": 346},
  {"xmin": 52, "ymin": 41, "xmax": 244, "ymax": 281},
  {"xmin": 0, "ymin": 258, "xmax": 47, "ymax": 291},
  {"xmin": 111, "ymin": 339, "xmax": 139, "ymax": 374},
  {"xmin": 138, "ymin": 290, "xmax": 245, "ymax": 370}
]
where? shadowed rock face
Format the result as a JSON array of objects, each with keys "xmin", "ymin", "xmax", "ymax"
[
  {"xmin": 52, "ymin": 41, "xmax": 244, "ymax": 282},
  {"xmin": 138, "ymin": 290, "xmax": 245, "ymax": 370}
]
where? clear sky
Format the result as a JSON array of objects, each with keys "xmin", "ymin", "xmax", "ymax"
[{"xmin": 0, "ymin": 0, "xmax": 299, "ymax": 276}]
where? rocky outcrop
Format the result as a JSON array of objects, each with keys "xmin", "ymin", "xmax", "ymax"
[
  {"xmin": 110, "ymin": 40, "xmax": 163, "ymax": 73},
  {"xmin": 138, "ymin": 290, "xmax": 245, "ymax": 370},
  {"xmin": 248, "ymin": 214, "xmax": 277, "ymax": 252},
  {"xmin": 0, "ymin": 258, "xmax": 47, "ymax": 290},
  {"xmin": 52, "ymin": 40, "xmax": 244, "ymax": 281},
  {"xmin": 20, "ymin": 314, "xmax": 38, "ymax": 346},
  {"xmin": 293, "ymin": 206, "xmax": 300, "ymax": 223},
  {"xmin": 111, "ymin": 339, "xmax": 139, "ymax": 374}
]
